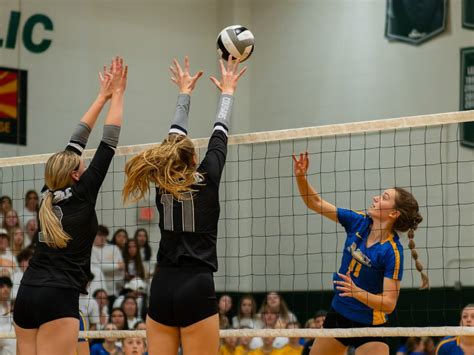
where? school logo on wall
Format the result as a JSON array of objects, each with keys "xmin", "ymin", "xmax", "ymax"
[
  {"xmin": 0, "ymin": 67, "xmax": 27, "ymax": 145},
  {"xmin": 464, "ymin": 0, "xmax": 474, "ymax": 29},
  {"xmin": 385, "ymin": 0, "xmax": 447, "ymax": 45}
]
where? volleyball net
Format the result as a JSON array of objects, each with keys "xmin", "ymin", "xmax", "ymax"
[{"xmin": 0, "ymin": 110, "xmax": 473, "ymax": 342}]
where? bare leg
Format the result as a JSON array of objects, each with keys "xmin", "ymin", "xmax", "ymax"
[
  {"xmin": 355, "ymin": 342, "xmax": 389, "ymax": 355},
  {"xmin": 146, "ymin": 315, "xmax": 180, "ymax": 355},
  {"xmin": 310, "ymin": 337, "xmax": 348, "ymax": 355},
  {"xmin": 14, "ymin": 322, "xmax": 38, "ymax": 355},
  {"xmin": 181, "ymin": 314, "xmax": 219, "ymax": 355},
  {"xmin": 36, "ymin": 318, "xmax": 79, "ymax": 355}
]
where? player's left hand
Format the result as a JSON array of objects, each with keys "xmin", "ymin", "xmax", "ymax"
[
  {"xmin": 335, "ymin": 271, "xmax": 361, "ymax": 298},
  {"xmin": 170, "ymin": 56, "xmax": 203, "ymax": 95},
  {"xmin": 98, "ymin": 63, "xmax": 114, "ymax": 100}
]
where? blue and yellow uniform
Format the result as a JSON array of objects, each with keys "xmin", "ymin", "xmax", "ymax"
[
  {"xmin": 332, "ymin": 208, "xmax": 404, "ymax": 325},
  {"xmin": 78, "ymin": 310, "xmax": 88, "ymax": 343},
  {"xmin": 436, "ymin": 336, "xmax": 465, "ymax": 354}
]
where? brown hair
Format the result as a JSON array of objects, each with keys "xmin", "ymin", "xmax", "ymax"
[
  {"xmin": 237, "ymin": 294, "xmax": 257, "ymax": 320},
  {"xmin": 258, "ymin": 291, "xmax": 291, "ymax": 321},
  {"xmin": 393, "ymin": 187, "xmax": 428, "ymax": 289},
  {"xmin": 39, "ymin": 150, "xmax": 80, "ymax": 248},
  {"xmin": 123, "ymin": 134, "xmax": 201, "ymax": 202},
  {"xmin": 2, "ymin": 209, "xmax": 20, "ymax": 232},
  {"xmin": 122, "ymin": 239, "xmax": 145, "ymax": 279}
]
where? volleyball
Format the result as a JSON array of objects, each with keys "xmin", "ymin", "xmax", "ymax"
[{"xmin": 216, "ymin": 25, "xmax": 254, "ymax": 62}]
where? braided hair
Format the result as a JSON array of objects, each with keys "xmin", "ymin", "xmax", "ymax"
[{"xmin": 393, "ymin": 187, "xmax": 428, "ymax": 289}]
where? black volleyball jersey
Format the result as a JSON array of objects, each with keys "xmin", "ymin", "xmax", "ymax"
[
  {"xmin": 21, "ymin": 141, "xmax": 116, "ymax": 294},
  {"xmin": 155, "ymin": 129, "xmax": 228, "ymax": 271}
]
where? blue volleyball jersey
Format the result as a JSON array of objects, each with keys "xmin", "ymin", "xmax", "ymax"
[
  {"xmin": 78, "ymin": 310, "xmax": 88, "ymax": 343},
  {"xmin": 331, "ymin": 208, "xmax": 404, "ymax": 325},
  {"xmin": 436, "ymin": 336, "xmax": 465, "ymax": 355}
]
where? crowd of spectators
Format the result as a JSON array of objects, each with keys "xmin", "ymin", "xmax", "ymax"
[{"xmin": 0, "ymin": 192, "xmax": 471, "ymax": 354}]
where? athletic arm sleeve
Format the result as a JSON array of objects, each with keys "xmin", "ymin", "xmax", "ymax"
[
  {"xmin": 169, "ymin": 94, "xmax": 191, "ymax": 136},
  {"xmin": 65, "ymin": 122, "xmax": 91, "ymax": 155},
  {"xmin": 198, "ymin": 94, "xmax": 233, "ymax": 185},
  {"xmin": 75, "ymin": 125, "xmax": 121, "ymax": 203}
]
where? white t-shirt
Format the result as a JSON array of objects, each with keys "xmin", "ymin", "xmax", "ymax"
[
  {"xmin": 232, "ymin": 316, "xmax": 264, "ymax": 329},
  {"xmin": 79, "ymin": 294, "xmax": 100, "ymax": 329},
  {"xmin": 91, "ymin": 244, "xmax": 124, "ymax": 296},
  {"xmin": 19, "ymin": 207, "xmax": 36, "ymax": 229}
]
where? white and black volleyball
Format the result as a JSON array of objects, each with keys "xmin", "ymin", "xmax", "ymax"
[{"xmin": 216, "ymin": 25, "xmax": 254, "ymax": 62}]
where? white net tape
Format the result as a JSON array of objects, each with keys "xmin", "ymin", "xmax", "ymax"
[
  {"xmin": 0, "ymin": 327, "xmax": 474, "ymax": 339},
  {"xmin": 0, "ymin": 109, "xmax": 472, "ymax": 167}
]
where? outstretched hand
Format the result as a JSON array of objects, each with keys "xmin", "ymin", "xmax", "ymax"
[
  {"xmin": 169, "ymin": 56, "xmax": 203, "ymax": 94},
  {"xmin": 210, "ymin": 56, "xmax": 247, "ymax": 95},
  {"xmin": 98, "ymin": 64, "xmax": 114, "ymax": 100},
  {"xmin": 110, "ymin": 56, "xmax": 128, "ymax": 94},
  {"xmin": 292, "ymin": 152, "xmax": 309, "ymax": 177}
]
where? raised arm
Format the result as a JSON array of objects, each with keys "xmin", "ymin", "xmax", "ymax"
[
  {"xmin": 168, "ymin": 56, "xmax": 203, "ymax": 135},
  {"xmin": 104, "ymin": 57, "xmax": 127, "ymax": 129},
  {"xmin": 209, "ymin": 56, "xmax": 247, "ymax": 136},
  {"xmin": 76, "ymin": 57, "xmax": 128, "ymax": 202},
  {"xmin": 66, "ymin": 62, "xmax": 114, "ymax": 155},
  {"xmin": 199, "ymin": 57, "xmax": 247, "ymax": 184},
  {"xmin": 293, "ymin": 152, "xmax": 338, "ymax": 222}
]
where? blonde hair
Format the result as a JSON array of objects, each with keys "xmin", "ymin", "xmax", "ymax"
[
  {"xmin": 39, "ymin": 150, "xmax": 80, "ymax": 248},
  {"xmin": 123, "ymin": 134, "xmax": 201, "ymax": 202}
]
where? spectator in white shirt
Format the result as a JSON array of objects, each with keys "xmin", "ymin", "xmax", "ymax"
[
  {"xmin": 91, "ymin": 225, "xmax": 124, "ymax": 300},
  {"xmin": 24, "ymin": 219, "xmax": 37, "ymax": 248},
  {"xmin": 121, "ymin": 295, "xmax": 142, "ymax": 329},
  {"xmin": 232, "ymin": 294, "xmax": 264, "ymax": 329},
  {"xmin": 11, "ymin": 247, "xmax": 34, "ymax": 299},
  {"xmin": 0, "ymin": 277, "xmax": 15, "ymax": 354},
  {"xmin": 20, "ymin": 190, "xmax": 38, "ymax": 229},
  {"xmin": 9, "ymin": 226, "xmax": 24, "ymax": 257},
  {"xmin": 93, "ymin": 288, "xmax": 109, "ymax": 330},
  {"xmin": 0, "ymin": 229, "xmax": 16, "ymax": 273}
]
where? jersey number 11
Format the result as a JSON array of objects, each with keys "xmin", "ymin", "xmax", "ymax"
[{"xmin": 160, "ymin": 192, "xmax": 195, "ymax": 232}]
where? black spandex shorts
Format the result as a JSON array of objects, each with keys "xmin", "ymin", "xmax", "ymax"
[
  {"xmin": 323, "ymin": 308, "xmax": 388, "ymax": 349},
  {"xmin": 148, "ymin": 266, "xmax": 217, "ymax": 327},
  {"xmin": 13, "ymin": 284, "xmax": 80, "ymax": 329}
]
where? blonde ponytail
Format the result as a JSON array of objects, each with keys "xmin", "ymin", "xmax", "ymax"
[
  {"xmin": 38, "ymin": 191, "xmax": 72, "ymax": 248},
  {"xmin": 39, "ymin": 150, "xmax": 80, "ymax": 249}
]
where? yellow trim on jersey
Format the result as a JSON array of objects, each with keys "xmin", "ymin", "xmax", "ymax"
[
  {"xmin": 355, "ymin": 232, "xmax": 363, "ymax": 239},
  {"xmin": 387, "ymin": 237, "xmax": 400, "ymax": 280},
  {"xmin": 435, "ymin": 336, "xmax": 459, "ymax": 355},
  {"xmin": 352, "ymin": 210, "xmax": 367, "ymax": 217},
  {"xmin": 372, "ymin": 310, "xmax": 386, "ymax": 325},
  {"xmin": 79, "ymin": 311, "xmax": 88, "ymax": 333}
]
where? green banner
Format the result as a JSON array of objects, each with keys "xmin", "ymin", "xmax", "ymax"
[
  {"xmin": 460, "ymin": 48, "xmax": 474, "ymax": 148},
  {"xmin": 463, "ymin": 0, "xmax": 474, "ymax": 29},
  {"xmin": 385, "ymin": 0, "xmax": 447, "ymax": 45}
]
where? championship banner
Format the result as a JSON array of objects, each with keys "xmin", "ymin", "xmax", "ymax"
[
  {"xmin": 0, "ymin": 67, "xmax": 27, "ymax": 145},
  {"xmin": 460, "ymin": 48, "xmax": 474, "ymax": 148},
  {"xmin": 463, "ymin": 0, "xmax": 474, "ymax": 29},
  {"xmin": 385, "ymin": 0, "xmax": 447, "ymax": 45}
]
